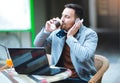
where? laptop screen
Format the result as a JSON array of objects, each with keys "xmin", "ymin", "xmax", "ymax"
[{"xmin": 8, "ymin": 47, "xmax": 50, "ymax": 75}]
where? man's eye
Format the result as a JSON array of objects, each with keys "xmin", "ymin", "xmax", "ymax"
[{"xmin": 65, "ymin": 16, "xmax": 69, "ymax": 19}]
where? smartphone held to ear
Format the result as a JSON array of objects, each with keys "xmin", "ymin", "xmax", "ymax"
[{"xmin": 75, "ymin": 18, "xmax": 84, "ymax": 23}]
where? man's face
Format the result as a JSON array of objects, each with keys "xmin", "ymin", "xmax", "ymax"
[{"xmin": 61, "ymin": 8, "xmax": 76, "ymax": 31}]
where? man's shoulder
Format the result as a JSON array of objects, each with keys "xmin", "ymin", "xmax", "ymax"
[{"xmin": 82, "ymin": 25, "xmax": 97, "ymax": 34}]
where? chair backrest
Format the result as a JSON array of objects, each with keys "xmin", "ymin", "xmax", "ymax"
[
  {"xmin": 89, "ymin": 55, "xmax": 109, "ymax": 83},
  {"xmin": 95, "ymin": 54, "xmax": 109, "ymax": 71}
]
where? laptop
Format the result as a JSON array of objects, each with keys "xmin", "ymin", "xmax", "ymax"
[{"xmin": 8, "ymin": 47, "xmax": 66, "ymax": 76}]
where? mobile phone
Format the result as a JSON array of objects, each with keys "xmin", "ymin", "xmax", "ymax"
[{"xmin": 75, "ymin": 18, "xmax": 83, "ymax": 23}]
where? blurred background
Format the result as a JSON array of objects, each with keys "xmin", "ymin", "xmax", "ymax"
[{"xmin": 0, "ymin": 0, "xmax": 120, "ymax": 83}]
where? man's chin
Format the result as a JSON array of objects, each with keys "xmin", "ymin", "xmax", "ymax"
[
  {"xmin": 61, "ymin": 27, "xmax": 66, "ymax": 30},
  {"xmin": 61, "ymin": 25, "xmax": 65, "ymax": 29}
]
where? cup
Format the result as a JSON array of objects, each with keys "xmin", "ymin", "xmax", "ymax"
[
  {"xmin": 0, "ymin": 44, "xmax": 13, "ymax": 68},
  {"xmin": 51, "ymin": 18, "xmax": 62, "ymax": 30}
]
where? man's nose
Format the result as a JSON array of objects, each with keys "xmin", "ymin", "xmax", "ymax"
[{"xmin": 61, "ymin": 18, "xmax": 64, "ymax": 23}]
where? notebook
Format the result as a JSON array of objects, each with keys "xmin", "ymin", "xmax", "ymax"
[{"xmin": 8, "ymin": 47, "xmax": 66, "ymax": 76}]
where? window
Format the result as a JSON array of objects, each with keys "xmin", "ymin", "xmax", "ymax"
[{"xmin": 0, "ymin": 0, "xmax": 30, "ymax": 31}]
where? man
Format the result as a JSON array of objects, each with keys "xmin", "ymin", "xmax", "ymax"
[{"xmin": 34, "ymin": 3, "xmax": 98, "ymax": 83}]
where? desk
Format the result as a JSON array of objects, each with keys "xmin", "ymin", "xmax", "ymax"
[{"xmin": 0, "ymin": 67, "xmax": 72, "ymax": 83}]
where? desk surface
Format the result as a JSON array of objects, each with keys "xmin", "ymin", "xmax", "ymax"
[{"xmin": 0, "ymin": 67, "xmax": 72, "ymax": 83}]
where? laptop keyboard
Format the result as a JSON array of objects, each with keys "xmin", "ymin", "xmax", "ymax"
[{"xmin": 50, "ymin": 67, "xmax": 66, "ymax": 76}]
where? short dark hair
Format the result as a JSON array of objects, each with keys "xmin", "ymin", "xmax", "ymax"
[{"xmin": 64, "ymin": 3, "xmax": 84, "ymax": 19}]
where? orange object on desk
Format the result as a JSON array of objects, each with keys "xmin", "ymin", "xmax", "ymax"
[{"xmin": 6, "ymin": 59, "xmax": 13, "ymax": 67}]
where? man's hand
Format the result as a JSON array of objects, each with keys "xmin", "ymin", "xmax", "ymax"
[
  {"xmin": 45, "ymin": 17, "xmax": 61, "ymax": 32},
  {"xmin": 67, "ymin": 19, "xmax": 83, "ymax": 38}
]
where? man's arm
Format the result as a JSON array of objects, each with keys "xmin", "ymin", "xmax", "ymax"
[
  {"xmin": 34, "ymin": 18, "xmax": 60, "ymax": 47},
  {"xmin": 66, "ymin": 30, "xmax": 98, "ymax": 62},
  {"xmin": 34, "ymin": 28, "xmax": 50, "ymax": 47}
]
